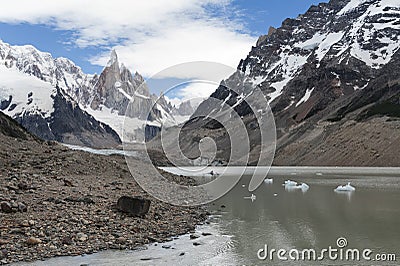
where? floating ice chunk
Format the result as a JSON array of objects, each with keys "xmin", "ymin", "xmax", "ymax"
[
  {"xmin": 283, "ymin": 180, "xmax": 298, "ymax": 187},
  {"xmin": 264, "ymin": 178, "xmax": 273, "ymax": 184},
  {"xmin": 334, "ymin": 182, "xmax": 355, "ymax": 192},
  {"xmin": 284, "ymin": 181, "xmax": 310, "ymax": 193},
  {"xmin": 300, "ymin": 183, "xmax": 310, "ymax": 193}
]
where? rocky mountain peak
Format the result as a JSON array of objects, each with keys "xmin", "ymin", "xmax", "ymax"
[
  {"xmin": 173, "ymin": 100, "xmax": 194, "ymax": 116},
  {"xmin": 107, "ymin": 49, "xmax": 119, "ymax": 67},
  {"xmin": 0, "ymin": 41, "xmax": 178, "ymax": 144},
  {"xmin": 181, "ymin": 0, "xmax": 400, "ymax": 165}
]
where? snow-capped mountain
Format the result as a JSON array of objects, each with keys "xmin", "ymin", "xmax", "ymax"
[
  {"xmin": 0, "ymin": 40, "xmax": 96, "ymax": 104},
  {"xmin": 0, "ymin": 42, "xmax": 121, "ymax": 148},
  {"xmin": 0, "ymin": 40, "xmax": 178, "ymax": 144},
  {"xmin": 173, "ymin": 0, "xmax": 400, "ymax": 165},
  {"xmin": 83, "ymin": 50, "xmax": 177, "ymax": 142},
  {"xmin": 199, "ymin": 0, "xmax": 400, "ymax": 116}
]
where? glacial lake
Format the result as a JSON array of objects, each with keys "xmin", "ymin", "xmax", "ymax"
[{"xmin": 17, "ymin": 166, "xmax": 400, "ymax": 266}]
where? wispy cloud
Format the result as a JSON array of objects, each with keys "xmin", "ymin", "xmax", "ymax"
[
  {"xmin": 0, "ymin": 0, "xmax": 256, "ymax": 79},
  {"xmin": 165, "ymin": 82, "xmax": 218, "ymax": 108}
]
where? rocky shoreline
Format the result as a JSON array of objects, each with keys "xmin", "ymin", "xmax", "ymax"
[{"xmin": 0, "ymin": 135, "xmax": 208, "ymax": 265}]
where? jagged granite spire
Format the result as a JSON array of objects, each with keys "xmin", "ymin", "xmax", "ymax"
[{"xmin": 107, "ymin": 49, "xmax": 119, "ymax": 67}]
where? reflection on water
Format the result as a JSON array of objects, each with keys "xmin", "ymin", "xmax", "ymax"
[
  {"xmin": 209, "ymin": 174, "xmax": 400, "ymax": 265},
  {"xmin": 17, "ymin": 174, "xmax": 400, "ymax": 266}
]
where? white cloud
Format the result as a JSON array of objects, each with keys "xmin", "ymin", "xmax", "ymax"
[
  {"xmin": 177, "ymin": 82, "xmax": 219, "ymax": 100},
  {"xmin": 165, "ymin": 81, "xmax": 219, "ymax": 108},
  {"xmin": 0, "ymin": 0, "xmax": 256, "ymax": 80},
  {"xmin": 0, "ymin": 0, "xmax": 256, "ymax": 103}
]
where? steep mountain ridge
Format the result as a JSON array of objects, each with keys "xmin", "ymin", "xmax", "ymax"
[
  {"xmin": 0, "ymin": 108, "xmax": 34, "ymax": 140},
  {"xmin": 173, "ymin": 0, "xmax": 400, "ymax": 166},
  {"xmin": 0, "ymin": 40, "xmax": 177, "ymax": 145}
]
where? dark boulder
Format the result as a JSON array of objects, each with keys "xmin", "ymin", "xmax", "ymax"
[
  {"xmin": 116, "ymin": 196, "xmax": 150, "ymax": 217},
  {"xmin": 0, "ymin": 202, "xmax": 12, "ymax": 213}
]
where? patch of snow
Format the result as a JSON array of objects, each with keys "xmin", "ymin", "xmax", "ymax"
[
  {"xmin": 268, "ymin": 52, "xmax": 309, "ymax": 103},
  {"xmin": 269, "ymin": 77, "xmax": 292, "ymax": 103},
  {"xmin": 295, "ymin": 32, "xmax": 327, "ymax": 50},
  {"xmin": 155, "ymin": 103, "xmax": 176, "ymax": 127},
  {"xmin": 296, "ymin": 87, "xmax": 315, "ymax": 107},
  {"xmin": 0, "ymin": 65, "xmax": 55, "ymax": 118},
  {"xmin": 345, "ymin": 1, "xmax": 400, "ymax": 69},
  {"xmin": 337, "ymin": 0, "xmax": 367, "ymax": 16},
  {"xmin": 315, "ymin": 32, "xmax": 345, "ymax": 62},
  {"xmin": 252, "ymin": 76, "xmax": 266, "ymax": 85},
  {"xmin": 114, "ymin": 82, "xmax": 133, "ymax": 102},
  {"xmin": 133, "ymin": 91, "xmax": 151, "ymax": 100},
  {"xmin": 84, "ymin": 105, "xmax": 147, "ymax": 143},
  {"xmin": 354, "ymin": 83, "xmax": 369, "ymax": 90}
]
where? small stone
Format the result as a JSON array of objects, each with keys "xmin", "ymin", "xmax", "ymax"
[
  {"xmin": 193, "ymin": 242, "xmax": 201, "ymax": 246},
  {"xmin": 17, "ymin": 182, "xmax": 29, "ymax": 190},
  {"xmin": 76, "ymin": 233, "xmax": 88, "ymax": 242},
  {"xmin": 20, "ymin": 220, "xmax": 30, "ymax": 227},
  {"xmin": 63, "ymin": 179, "xmax": 74, "ymax": 187},
  {"xmin": 201, "ymin": 232, "xmax": 212, "ymax": 236},
  {"xmin": 116, "ymin": 237, "xmax": 126, "ymax": 244},
  {"xmin": 179, "ymin": 252, "xmax": 185, "ymax": 256},
  {"xmin": 10, "ymin": 201, "xmax": 18, "ymax": 209},
  {"xmin": 161, "ymin": 245, "xmax": 171, "ymax": 249},
  {"xmin": 190, "ymin": 234, "xmax": 200, "ymax": 240},
  {"xmin": 18, "ymin": 202, "xmax": 28, "ymax": 212},
  {"xmin": 0, "ymin": 239, "xmax": 9, "ymax": 245},
  {"xmin": 9, "ymin": 228, "xmax": 24, "ymax": 234},
  {"xmin": 26, "ymin": 237, "xmax": 42, "ymax": 245},
  {"xmin": 61, "ymin": 236, "xmax": 73, "ymax": 245},
  {"xmin": 0, "ymin": 250, "xmax": 5, "ymax": 260}
]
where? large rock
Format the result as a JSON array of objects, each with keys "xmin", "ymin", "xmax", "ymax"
[
  {"xmin": 0, "ymin": 202, "xmax": 12, "ymax": 213},
  {"xmin": 116, "ymin": 196, "xmax": 150, "ymax": 217}
]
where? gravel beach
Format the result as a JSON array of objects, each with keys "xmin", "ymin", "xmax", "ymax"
[{"xmin": 0, "ymin": 133, "xmax": 208, "ymax": 265}]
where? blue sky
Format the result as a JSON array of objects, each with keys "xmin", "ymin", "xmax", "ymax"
[{"xmin": 0, "ymin": 0, "xmax": 327, "ymax": 97}]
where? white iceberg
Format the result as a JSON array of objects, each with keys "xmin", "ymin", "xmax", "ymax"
[
  {"xmin": 284, "ymin": 180, "xmax": 310, "ymax": 193},
  {"xmin": 283, "ymin": 180, "xmax": 298, "ymax": 187},
  {"xmin": 334, "ymin": 182, "xmax": 355, "ymax": 192},
  {"xmin": 264, "ymin": 178, "xmax": 273, "ymax": 184},
  {"xmin": 300, "ymin": 183, "xmax": 310, "ymax": 192}
]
